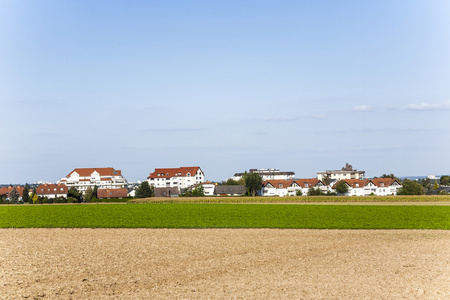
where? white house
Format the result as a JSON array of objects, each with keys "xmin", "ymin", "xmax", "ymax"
[
  {"xmin": 147, "ymin": 166, "xmax": 205, "ymax": 192},
  {"xmin": 260, "ymin": 179, "xmax": 325, "ymax": 197},
  {"xmin": 37, "ymin": 183, "xmax": 68, "ymax": 199},
  {"xmin": 230, "ymin": 168, "xmax": 295, "ymax": 182},
  {"xmin": 58, "ymin": 167, "xmax": 127, "ymax": 194},
  {"xmin": 332, "ymin": 178, "xmax": 402, "ymax": 196},
  {"xmin": 317, "ymin": 163, "xmax": 365, "ymax": 181},
  {"xmin": 201, "ymin": 181, "xmax": 216, "ymax": 196}
]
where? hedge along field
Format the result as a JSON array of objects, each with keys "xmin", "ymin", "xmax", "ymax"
[
  {"xmin": 130, "ymin": 195, "xmax": 450, "ymax": 204},
  {"xmin": 0, "ymin": 204, "xmax": 449, "ymax": 229}
]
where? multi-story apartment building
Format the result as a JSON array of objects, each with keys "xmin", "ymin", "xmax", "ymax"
[
  {"xmin": 317, "ymin": 163, "xmax": 365, "ymax": 181},
  {"xmin": 147, "ymin": 166, "xmax": 204, "ymax": 191},
  {"xmin": 58, "ymin": 167, "xmax": 127, "ymax": 193},
  {"xmin": 230, "ymin": 168, "xmax": 295, "ymax": 182}
]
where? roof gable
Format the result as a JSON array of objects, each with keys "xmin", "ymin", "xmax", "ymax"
[
  {"xmin": 66, "ymin": 168, "xmax": 122, "ymax": 178},
  {"xmin": 147, "ymin": 167, "xmax": 202, "ymax": 179},
  {"xmin": 294, "ymin": 178, "xmax": 322, "ymax": 188}
]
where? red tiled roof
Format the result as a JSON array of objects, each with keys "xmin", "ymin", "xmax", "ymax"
[
  {"xmin": 333, "ymin": 178, "xmax": 401, "ymax": 189},
  {"xmin": 66, "ymin": 168, "xmax": 122, "ymax": 178},
  {"xmin": 100, "ymin": 177, "xmax": 112, "ymax": 181},
  {"xmin": 369, "ymin": 178, "xmax": 400, "ymax": 187},
  {"xmin": 0, "ymin": 186, "xmax": 25, "ymax": 196},
  {"xmin": 97, "ymin": 188, "xmax": 128, "ymax": 199},
  {"xmin": 36, "ymin": 184, "xmax": 68, "ymax": 196},
  {"xmin": 332, "ymin": 179, "xmax": 369, "ymax": 189},
  {"xmin": 263, "ymin": 180, "xmax": 295, "ymax": 189},
  {"xmin": 294, "ymin": 178, "xmax": 322, "ymax": 188},
  {"xmin": 147, "ymin": 167, "xmax": 201, "ymax": 179}
]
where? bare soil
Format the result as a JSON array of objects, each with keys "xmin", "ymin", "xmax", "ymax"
[{"xmin": 1, "ymin": 229, "xmax": 448, "ymax": 299}]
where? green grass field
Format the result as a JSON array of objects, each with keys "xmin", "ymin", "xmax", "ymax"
[
  {"xmin": 0, "ymin": 203, "xmax": 448, "ymax": 229},
  {"xmin": 130, "ymin": 194, "xmax": 450, "ymax": 204}
]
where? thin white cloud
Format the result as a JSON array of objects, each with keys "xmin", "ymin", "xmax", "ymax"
[
  {"xmin": 406, "ymin": 100, "xmax": 450, "ymax": 111},
  {"xmin": 352, "ymin": 105, "xmax": 374, "ymax": 112},
  {"xmin": 263, "ymin": 116, "xmax": 300, "ymax": 122}
]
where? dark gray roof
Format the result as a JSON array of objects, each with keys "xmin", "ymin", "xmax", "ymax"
[
  {"xmin": 214, "ymin": 185, "xmax": 246, "ymax": 195},
  {"xmin": 154, "ymin": 187, "xmax": 179, "ymax": 197},
  {"xmin": 426, "ymin": 187, "xmax": 450, "ymax": 195}
]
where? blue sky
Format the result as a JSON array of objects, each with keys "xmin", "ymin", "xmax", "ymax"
[{"xmin": 1, "ymin": 0, "xmax": 449, "ymax": 183}]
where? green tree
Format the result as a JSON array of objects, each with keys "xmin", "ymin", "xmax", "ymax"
[
  {"xmin": 322, "ymin": 175, "xmax": 331, "ymax": 186},
  {"xmin": 225, "ymin": 178, "xmax": 240, "ymax": 185},
  {"xmin": 84, "ymin": 186, "xmax": 94, "ymax": 202},
  {"xmin": 135, "ymin": 181, "xmax": 153, "ymax": 198},
  {"xmin": 243, "ymin": 172, "xmax": 263, "ymax": 197},
  {"xmin": 68, "ymin": 187, "xmax": 83, "ymax": 203},
  {"xmin": 307, "ymin": 187, "xmax": 323, "ymax": 196},
  {"xmin": 22, "ymin": 184, "xmax": 30, "ymax": 203},
  {"xmin": 9, "ymin": 188, "xmax": 20, "ymax": 204},
  {"xmin": 92, "ymin": 185, "xmax": 98, "ymax": 198},
  {"xmin": 381, "ymin": 173, "xmax": 397, "ymax": 179},
  {"xmin": 31, "ymin": 194, "xmax": 39, "ymax": 204},
  {"xmin": 295, "ymin": 190, "xmax": 302, "ymax": 196},
  {"xmin": 29, "ymin": 188, "xmax": 37, "ymax": 204},
  {"xmin": 54, "ymin": 196, "xmax": 67, "ymax": 203},
  {"xmin": 440, "ymin": 175, "xmax": 450, "ymax": 186},
  {"xmin": 335, "ymin": 181, "xmax": 349, "ymax": 195},
  {"xmin": 433, "ymin": 180, "xmax": 439, "ymax": 190},
  {"xmin": 418, "ymin": 178, "xmax": 432, "ymax": 192},
  {"xmin": 191, "ymin": 184, "xmax": 205, "ymax": 197},
  {"xmin": 397, "ymin": 179, "xmax": 425, "ymax": 195}
]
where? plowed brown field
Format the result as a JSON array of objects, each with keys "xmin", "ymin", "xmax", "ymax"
[{"xmin": 1, "ymin": 229, "xmax": 449, "ymax": 299}]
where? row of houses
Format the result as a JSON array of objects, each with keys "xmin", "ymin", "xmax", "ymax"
[
  {"xmin": 258, "ymin": 178, "xmax": 403, "ymax": 197},
  {"xmin": 1, "ymin": 163, "xmax": 402, "ymax": 201}
]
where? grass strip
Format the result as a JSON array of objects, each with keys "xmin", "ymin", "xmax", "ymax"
[
  {"xmin": 130, "ymin": 195, "xmax": 450, "ymax": 204},
  {"xmin": 0, "ymin": 204, "xmax": 449, "ymax": 229}
]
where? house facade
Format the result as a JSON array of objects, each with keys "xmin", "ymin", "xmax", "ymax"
[
  {"xmin": 37, "ymin": 184, "xmax": 68, "ymax": 198},
  {"xmin": 333, "ymin": 178, "xmax": 402, "ymax": 196},
  {"xmin": 58, "ymin": 167, "xmax": 127, "ymax": 194},
  {"xmin": 260, "ymin": 179, "xmax": 325, "ymax": 197},
  {"xmin": 317, "ymin": 163, "xmax": 365, "ymax": 181},
  {"xmin": 201, "ymin": 181, "xmax": 216, "ymax": 196},
  {"xmin": 0, "ymin": 186, "xmax": 25, "ymax": 201},
  {"xmin": 147, "ymin": 166, "xmax": 205, "ymax": 191}
]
